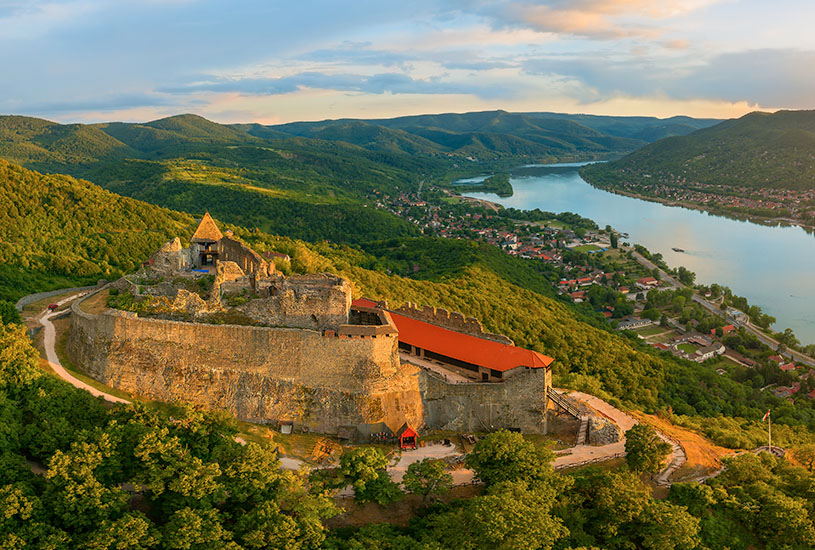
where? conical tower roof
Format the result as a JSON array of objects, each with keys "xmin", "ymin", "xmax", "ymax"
[{"xmin": 191, "ymin": 212, "xmax": 224, "ymax": 243}]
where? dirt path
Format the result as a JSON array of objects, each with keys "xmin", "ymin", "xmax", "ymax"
[
  {"xmin": 553, "ymin": 390, "xmax": 687, "ymax": 485},
  {"xmin": 388, "ymin": 443, "xmax": 469, "ymax": 484},
  {"xmin": 38, "ymin": 292, "xmax": 130, "ymax": 405}
]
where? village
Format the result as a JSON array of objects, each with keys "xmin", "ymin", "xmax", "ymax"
[
  {"xmin": 373, "ymin": 188, "xmax": 815, "ymax": 408},
  {"xmin": 609, "ymin": 176, "xmax": 815, "ymax": 224}
]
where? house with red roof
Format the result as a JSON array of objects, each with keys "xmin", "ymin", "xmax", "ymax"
[
  {"xmin": 772, "ymin": 382, "xmax": 801, "ymax": 398},
  {"xmin": 779, "ymin": 362, "xmax": 797, "ymax": 372},
  {"xmin": 635, "ymin": 276, "xmax": 660, "ymax": 290},
  {"xmin": 710, "ymin": 325, "xmax": 736, "ymax": 337}
]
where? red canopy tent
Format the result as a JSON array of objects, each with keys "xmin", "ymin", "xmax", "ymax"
[{"xmin": 397, "ymin": 424, "xmax": 418, "ymax": 450}]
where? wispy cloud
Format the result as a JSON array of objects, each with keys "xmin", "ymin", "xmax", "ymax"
[{"xmin": 485, "ymin": 0, "xmax": 724, "ymax": 39}]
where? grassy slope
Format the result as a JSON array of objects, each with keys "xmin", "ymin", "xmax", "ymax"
[{"xmin": 583, "ymin": 110, "xmax": 815, "ymax": 191}]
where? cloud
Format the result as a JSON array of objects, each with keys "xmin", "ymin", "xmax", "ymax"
[
  {"xmin": 522, "ymin": 47, "xmax": 815, "ymax": 109},
  {"xmin": 481, "ymin": 0, "xmax": 723, "ymax": 40},
  {"xmin": 9, "ymin": 92, "xmax": 181, "ymax": 116},
  {"xmin": 674, "ymin": 49, "xmax": 815, "ymax": 107},
  {"xmin": 0, "ymin": 0, "xmax": 104, "ymax": 39},
  {"xmin": 158, "ymin": 71, "xmax": 514, "ymax": 100}
]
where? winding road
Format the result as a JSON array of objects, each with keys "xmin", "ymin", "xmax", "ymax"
[
  {"xmin": 37, "ymin": 291, "xmax": 130, "ymax": 404},
  {"xmin": 631, "ymin": 250, "xmax": 815, "ymax": 367}
]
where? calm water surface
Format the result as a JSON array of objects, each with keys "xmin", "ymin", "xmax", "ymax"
[{"xmin": 465, "ymin": 163, "xmax": 815, "ymax": 346}]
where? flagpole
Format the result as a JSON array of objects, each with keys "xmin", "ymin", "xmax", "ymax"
[{"xmin": 768, "ymin": 413, "xmax": 772, "ymax": 452}]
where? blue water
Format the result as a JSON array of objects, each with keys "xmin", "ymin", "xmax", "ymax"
[{"xmin": 465, "ymin": 163, "xmax": 815, "ymax": 346}]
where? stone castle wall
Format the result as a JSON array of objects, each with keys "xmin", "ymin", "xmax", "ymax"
[
  {"xmin": 419, "ymin": 367, "xmax": 550, "ymax": 433},
  {"xmin": 395, "ymin": 302, "xmax": 514, "ymax": 345},
  {"xmin": 215, "ymin": 236, "xmax": 272, "ymax": 278},
  {"xmin": 68, "ymin": 292, "xmax": 423, "ymax": 433},
  {"xmin": 241, "ymin": 274, "xmax": 351, "ymax": 330}
]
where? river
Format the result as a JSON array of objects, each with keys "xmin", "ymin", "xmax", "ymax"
[{"xmin": 464, "ymin": 163, "xmax": 815, "ymax": 346}]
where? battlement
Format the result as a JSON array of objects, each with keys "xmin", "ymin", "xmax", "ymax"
[
  {"xmin": 394, "ymin": 302, "xmax": 514, "ymax": 345},
  {"xmin": 329, "ymin": 307, "xmax": 398, "ymax": 339}
]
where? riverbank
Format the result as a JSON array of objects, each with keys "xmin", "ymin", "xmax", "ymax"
[{"xmin": 579, "ymin": 173, "xmax": 815, "ymax": 234}]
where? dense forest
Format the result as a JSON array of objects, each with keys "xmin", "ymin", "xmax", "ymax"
[
  {"xmin": 263, "ymin": 110, "xmax": 718, "ymax": 159},
  {"xmin": 0, "ymin": 160, "xmax": 193, "ymax": 301}
]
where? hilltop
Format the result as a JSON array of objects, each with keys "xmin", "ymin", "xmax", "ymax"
[{"xmin": 584, "ymin": 110, "xmax": 815, "ymax": 191}]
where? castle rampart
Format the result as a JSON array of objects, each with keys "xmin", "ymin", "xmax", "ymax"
[
  {"xmin": 68, "ymin": 291, "xmax": 423, "ymax": 433},
  {"xmin": 394, "ymin": 302, "xmax": 514, "ymax": 345}
]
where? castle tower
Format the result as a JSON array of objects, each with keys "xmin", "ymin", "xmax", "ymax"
[{"xmin": 191, "ymin": 212, "xmax": 224, "ymax": 266}]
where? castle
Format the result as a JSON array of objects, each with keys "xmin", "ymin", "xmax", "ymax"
[{"xmin": 67, "ymin": 214, "xmax": 554, "ymax": 436}]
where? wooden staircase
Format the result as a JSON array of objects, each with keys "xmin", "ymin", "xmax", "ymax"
[
  {"xmin": 575, "ymin": 416, "xmax": 590, "ymax": 446},
  {"xmin": 547, "ymin": 387, "xmax": 590, "ymax": 445}
]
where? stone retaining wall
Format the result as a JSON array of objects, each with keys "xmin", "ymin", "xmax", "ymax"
[
  {"xmin": 68, "ymin": 291, "xmax": 423, "ymax": 433},
  {"xmin": 419, "ymin": 367, "xmax": 550, "ymax": 433}
]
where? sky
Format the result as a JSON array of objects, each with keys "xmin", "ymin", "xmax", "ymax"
[{"xmin": 2, "ymin": 0, "xmax": 814, "ymax": 124}]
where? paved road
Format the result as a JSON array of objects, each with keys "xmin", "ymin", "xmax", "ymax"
[
  {"xmin": 631, "ymin": 249, "xmax": 815, "ymax": 367},
  {"xmin": 38, "ymin": 293, "xmax": 130, "ymax": 404}
]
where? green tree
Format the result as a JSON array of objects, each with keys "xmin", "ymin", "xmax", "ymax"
[
  {"xmin": 638, "ymin": 500, "xmax": 700, "ymax": 550},
  {"xmin": 402, "ymin": 458, "xmax": 453, "ymax": 504},
  {"xmin": 624, "ymin": 424, "xmax": 671, "ymax": 475},
  {"xmin": 43, "ymin": 434, "xmax": 129, "ymax": 532},
  {"xmin": 0, "ymin": 301, "xmax": 21, "ymax": 324},
  {"xmin": 232, "ymin": 501, "xmax": 301, "ymax": 550},
  {"xmin": 339, "ymin": 447, "xmax": 402, "ymax": 505},
  {"xmin": 793, "ymin": 444, "xmax": 815, "ymax": 472},
  {"xmin": 0, "ymin": 322, "xmax": 41, "ymax": 387},
  {"xmin": 465, "ymin": 430, "xmax": 555, "ymax": 487},
  {"xmin": 425, "ymin": 480, "xmax": 568, "ymax": 550},
  {"xmin": 82, "ymin": 513, "xmax": 160, "ymax": 550},
  {"xmin": 161, "ymin": 508, "xmax": 240, "ymax": 550},
  {"xmin": 676, "ymin": 267, "xmax": 695, "ymax": 286}
]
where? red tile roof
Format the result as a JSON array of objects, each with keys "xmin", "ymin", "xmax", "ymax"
[
  {"xmin": 353, "ymin": 299, "xmax": 553, "ymax": 372},
  {"xmin": 353, "ymin": 297, "xmax": 381, "ymax": 309}
]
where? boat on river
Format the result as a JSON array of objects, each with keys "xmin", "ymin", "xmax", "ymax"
[{"xmin": 672, "ymin": 247, "xmax": 685, "ymax": 253}]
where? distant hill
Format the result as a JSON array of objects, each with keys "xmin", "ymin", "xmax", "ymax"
[
  {"xmin": 523, "ymin": 112, "xmax": 719, "ymax": 142},
  {"xmin": 582, "ymin": 110, "xmax": 815, "ymax": 191},
  {"xmin": 262, "ymin": 110, "xmax": 719, "ymax": 159},
  {"xmin": 0, "ymin": 115, "xmax": 134, "ymax": 171},
  {"xmin": 97, "ymin": 114, "xmax": 261, "ymax": 155},
  {"xmin": 0, "ymin": 110, "xmax": 719, "ymax": 247}
]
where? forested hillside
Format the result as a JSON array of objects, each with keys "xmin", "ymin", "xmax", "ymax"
[
  {"xmin": 262, "ymin": 110, "xmax": 718, "ymax": 159},
  {"xmin": 583, "ymin": 110, "xmax": 815, "ymax": 191},
  {"xmin": 0, "ymin": 160, "xmax": 192, "ymax": 301},
  {"xmin": 0, "ymin": 115, "xmax": 133, "ymax": 170}
]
